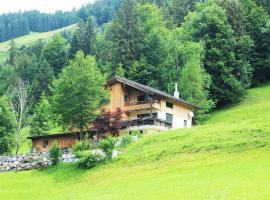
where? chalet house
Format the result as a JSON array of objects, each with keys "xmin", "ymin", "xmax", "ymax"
[{"xmin": 28, "ymin": 76, "xmax": 197, "ymax": 152}]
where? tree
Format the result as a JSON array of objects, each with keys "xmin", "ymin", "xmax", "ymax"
[
  {"xmin": 106, "ymin": 0, "xmax": 144, "ymax": 74},
  {"xmin": 70, "ymin": 17, "xmax": 96, "ymax": 57},
  {"xmin": 8, "ymin": 78, "xmax": 31, "ymax": 155},
  {"xmin": 240, "ymin": 0, "xmax": 270, "ymax": 84},
  {"xmin": 91, "ymin": 108, "xmax": 123, "ymax": 137},
  {"xmin": 168, "ymin": 0, "xmax": 201, "ymax": 26},
  {"xmin": 0, "ymin": 96, "xmax": 16, "ymax": 155},
  {"xmin": 30, "ymin": 94, "xmax": 54, "ymax": 136},
  {"xmin": 7, "ymin": 39, "xmax": 17, "ymax": 65},
  {"xmin": 181, "ymin": 1, "xmax": 247, "ymax": 105},
  {"xmin": 179, "ymin": 42, "xmax": 214, "ymax": 122},
  {"xmin": 52, "ymin": 51, "xmax": 107, "ymax": 135},
  {"xmin": 41, "ymin": 34, "xmax": 69, "ymax": 76}
]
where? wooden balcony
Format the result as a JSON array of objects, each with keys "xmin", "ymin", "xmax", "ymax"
[
  {"xmin": 121, "ymin": 117, "xmax": 172, "ymax": 129},
  {"xmin": 124, "ymin": 101, "xmax": 161, "ymax": 112}
]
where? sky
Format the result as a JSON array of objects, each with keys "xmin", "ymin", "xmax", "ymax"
[{"xmin": 0, "ymin": 0, "xmax": 95, "ymax": 14}]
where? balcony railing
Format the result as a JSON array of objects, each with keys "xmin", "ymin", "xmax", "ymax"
[
  {"xmin": 121, "ymin": 117, "xmax": 172, "ymax": 129},
  {"xmin": 124, "ymin": 101, "xmax": 161, "ymax": 112}
]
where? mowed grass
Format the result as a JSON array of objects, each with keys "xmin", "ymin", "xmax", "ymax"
[
  {"xmin": 0, "ymin": 24, "xmax": 77, "ymax": 64},
  {"xmin": 1, "ymin": 84, "xmax": 270, "ymax": 199}
]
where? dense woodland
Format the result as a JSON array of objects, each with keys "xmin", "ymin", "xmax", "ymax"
[{"xmin": 1, "ymin": 0, "xmax": 270, "ymax": 155}]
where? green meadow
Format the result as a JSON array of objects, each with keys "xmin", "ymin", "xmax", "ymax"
[
  {"xmin": 0, "ymin": 24, "xmax": 76, "ymax": 64},
  {"xmin": 1, "ymin": 83, "xmax": 270, "ymax": 200}
]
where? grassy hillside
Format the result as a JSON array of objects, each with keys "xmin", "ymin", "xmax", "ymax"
[
  {"xmin": 0, "ymin": 24, "xmax": 76, "ymax": 64},
  {"xmin": 1, "ymin": 84, "xmax": 270, "ymax": 199}
]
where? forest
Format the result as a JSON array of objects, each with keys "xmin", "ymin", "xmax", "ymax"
[{"xmin": 0, "ymin": 0, "xmax": 270, "ymax": 155}]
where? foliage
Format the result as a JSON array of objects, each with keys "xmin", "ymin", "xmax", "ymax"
[
  {"xmin": 119, "ymin": 135, "xmax": 132, "ymax": 147},
  {"xmin": 30, "ymin": 94, "xmax": 54, "ymax": 136},
  {"xmin": 98, "ymin": 136, "xmax": 116, "ymax": 158},
  {"xmin": 0, "ymin": 96, "xmax": 16, "ymax": 155},
  {"xmin": 41, "ymin": 34, "xmax": 69, "ymax": 76},
  {"xmin": 130, "ymin": 129, "xmax": 142, "ymax": 137},
  {"xmin": 51, "ymin": 51, "xmax": 107, "ymax": 132},
  {"xmin": 78, "ymin": 153, "xmax": 104, "ymax": 169},
  {"xmin": 178, "ymin": 42, "xmax": 214, "ymax": 122},
  {"xmin": 72, "ymin": 139, "xmax": 90, "ymax": 154},
  {"xmin": 70, "ymin": 17, "xmax": 96, "ymax": 57},
  {"xmin": 181, "ymin": 1, "xmax": 248, "ymax": 105},
  {"xmin": 49, "ymin": 142, "xmax": 62, "ymax": 166},
  {"xmin": 91, "ymin": 108, "xmax": 123, "ymax": 137}
]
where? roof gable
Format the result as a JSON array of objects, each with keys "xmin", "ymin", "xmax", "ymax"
[{"xmin": 106, "ymin": 76, "xmax": 198, "ymax": 108}]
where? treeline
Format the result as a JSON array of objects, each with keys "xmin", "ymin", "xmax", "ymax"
[
  {"xmin": 0, "ymin": 0, "xmax": 123, "ymax": 42},
  {"xmin": 1, "ymin": 0, "xmax": 270, "ymax": 155}
]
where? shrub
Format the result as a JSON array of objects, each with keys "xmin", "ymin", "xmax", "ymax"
[
  {"xmin": 131, "ymin": 129, "xmax": 143, "ymax": 137},
  {"xmin": 78, "ymin": 153, "xmax": 103, "ymax": 169},
  {"xmin": 98, "ymin": 136, "xmax": 116, "ymax": 159},
  {"xmin": 74, "ymin": 150, "xmax": 92, "ymax": 159},
  {"xmin": 49, "ymin": 142, "xmax": 62, "ymax": 165},
  {"xmin": 120, "ymin": 135, "xmax": 132, "ymax": 147},
  {"xmin": 72, "ymin": 139, "xmax": 90, "ymax": 153}
]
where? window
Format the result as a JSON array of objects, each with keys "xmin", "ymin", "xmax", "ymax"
[
  {"xmin": 137, "ymin": 113, "xmax": 157, "ymax": 119},
  {"xmin": 166, "ymin": 113, "xmax": 173, "ymax": 124},
  {"xmin": 166, "ymin": 102, "xmax": 173, "ymax": 109},
  {"xmin": 184, "ymin": 120, "xmax": 187, "ymax": 128},
  {"xmin": 43, "ymin": 140, "xmax": 49, "ymax": 148}
]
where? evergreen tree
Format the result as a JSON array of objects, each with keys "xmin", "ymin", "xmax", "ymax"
[
  {"xmin": 182, "ymin": 1, "xmax": 247, "ymax": 105},
  {"xmin": 106, "ymin": 0, "xmax": 144, "ymax": 74},
  {"xmin": 41, "ymin": 34, "xmax": 69, "ymax": 76},
  {"xmin": 70, "ymin": 17, "xmax": 96, "ymax": 57},
  {"xmin": 30, "ymin": 94, "xmax": 54, "ymax": 136},
  {"xmin": 7, "ymin": 39, "xmax": 17, "ymax": 65},
  {"xmin": 240, "ymin": 0, "xmax": 270, "ymax": 84}
]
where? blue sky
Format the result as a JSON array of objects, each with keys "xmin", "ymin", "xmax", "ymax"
[{"xmin": 0, "ymin": 0, "xmax": 95, "ymax": 14}]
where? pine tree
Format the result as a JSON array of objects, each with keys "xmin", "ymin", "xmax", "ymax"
[
  {"xmin": 7, "ymin": 39, "xmax": 17, "ymax": 65},
  {"xmin": 30, "ymin": 94, "xmax": 54, "ymax": 136},
  {"xmin": 107, "ymin": 0, "xmax": 144, "ymax": 74}
]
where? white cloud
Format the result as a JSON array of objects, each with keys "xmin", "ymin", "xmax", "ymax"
[{"xmin": 0, "ymin": 0, "xmax": 95, "ymax": 14}]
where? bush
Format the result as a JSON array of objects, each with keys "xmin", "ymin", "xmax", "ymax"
[
  {"xmin": 74, "ymin": 150, "xmax": 92, "ymax": 159},
  {"xmin": 78, "ymin": 153, "xmax": 103, "ymax": 169},
  {"xmin": 131, "ymin": 129, "xmax": 143, "ymax": 137},
  {"xmin": 49, "ymin": 142, "xmax": 62, "ymax": 165},
  {"xmin": 120, "ymin": 135, "xmax": 132, "ymax": 147},
  {"xmin": 72, "ymin": 139, "xmax": 90, "ymax": 153},
  {"xmin": 98, "ymin": 136, "xmax": 116, "ymax": 159}
]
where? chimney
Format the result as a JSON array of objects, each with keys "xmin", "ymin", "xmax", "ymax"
[{"xmin": 174, "ymin": 83, "xmax": 180, "ymax": 98}]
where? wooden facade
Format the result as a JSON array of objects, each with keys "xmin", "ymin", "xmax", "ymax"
[{"xmin": 29, "ymin": 133, "xmax": 80, "ymax": 152}]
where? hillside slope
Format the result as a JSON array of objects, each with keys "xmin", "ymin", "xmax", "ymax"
[
  {"xmin": 0, "ymin": 24, "xmax": 77, "ymax": 64},
  {"xmin": 1, "ymin": 84, "xmax": 270, "ymax": 199}
]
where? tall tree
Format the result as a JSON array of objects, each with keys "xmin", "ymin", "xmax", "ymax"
[
  {"xmin": 41, "ymin": 34, "xmax": 69, "ymax": 76},
  {"xmin": 181, "ymin": 1, "xmax": 247, "ymax": 105},
  {"xmin": 8, "ymin": 78, "xmax": 31, "ymax": 155},
  {"xmin": 179, "ymin": 42, "xmax": 214, "ymax": 122},
  {"xmin": 7, "ymin": 39, "xmax": 17, "ymax": 65},
  {"xmin": 51, "ymin": 51, "xmax": 107, "ymax": 134},
  {"xmin": 70, "ymin": 17, "xmax": 96, "ymax": 57},
  {"xmin": 0, "ymin": 96, "xmax": 16, "ymax": 155},
  {"xmin": 106, "ymin": 0, "xmax": 144, "ymax": 74},
  {"xmin": 240, "ymin": 0, "xmax": 270, "ymax": 84}
]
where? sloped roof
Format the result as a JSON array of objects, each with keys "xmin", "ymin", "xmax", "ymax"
[{"xmin": 106, "ymin": 76, "xmax": 198, "ymax": 108}]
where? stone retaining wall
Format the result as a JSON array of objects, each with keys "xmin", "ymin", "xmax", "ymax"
[{"xmin": 0, "ymin": 149, "xmax": 78, "ymax": 173}]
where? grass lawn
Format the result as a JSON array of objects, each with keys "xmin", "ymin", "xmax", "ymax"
[
  {"xmin": 1, "ymin": 83, "xmax": 270, "ymax": 199},
  {"xmin": 0, "ymin": 24, "xmax": 77, "ymax": 64}
]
